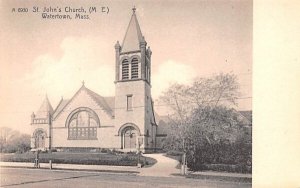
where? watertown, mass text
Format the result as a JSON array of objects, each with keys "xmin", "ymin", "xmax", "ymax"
[{"xmin": 42, "ymin": 13, "xmax": 73, "ymax": 19}]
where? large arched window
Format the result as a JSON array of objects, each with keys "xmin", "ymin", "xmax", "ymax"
[
  {"xmin": 66, "ymin": 108, "xmax": 99, "ymax": 140},
  {"xmin": 131, "ymin": 58, "xmax": 139, "ymax": 79},
  {"xmin": 122, "ymin": 59, "xmax": 129, "ymax": 80}
]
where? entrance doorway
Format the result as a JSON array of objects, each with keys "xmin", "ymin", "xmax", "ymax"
[
  {"xmin": 123, "ymin": 126, "xmax": 137, "ymax": 149},
  {"xmin": 34, "ymin": 130, "xmax": 46, "ymax": 149}
]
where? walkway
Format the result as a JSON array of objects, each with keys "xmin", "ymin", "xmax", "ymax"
[
  {"xmin": 139, "ymin": 153, "xmax": 180, "ymax": 177},
  {"xmin": 0, "ymin": 162, "xmax": 138, "ymax": 174}
]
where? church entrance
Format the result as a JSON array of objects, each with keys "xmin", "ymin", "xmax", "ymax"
[
  {"xmin": 123, "ymin": 126, "xmax": 137, "ymax": 149},
  {"xmin": 34, "ymin": 130, "xmax": 46, "ymax": 149}
]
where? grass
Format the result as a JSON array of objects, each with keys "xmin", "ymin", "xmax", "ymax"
[
  {"xmin": 0, "ymin": 151, "xmax": 157, "ymax": 167},
  {"xmin": 186, "ymin": 173, "xmax": 252, "ymax": 183},
  {"xmin": 165, "ymin": 151, "xmax": 182, "ymax": 169},
  {"xmin": 165, "ymin": 152, "xmax": 251, "ymax": 174}
]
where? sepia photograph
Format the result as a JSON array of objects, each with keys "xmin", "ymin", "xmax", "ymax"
[{"xmin": 1, "ymin": 0, "xmax": 256, "ymax": 187}]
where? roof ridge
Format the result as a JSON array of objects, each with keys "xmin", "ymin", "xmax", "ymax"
[
  {"xmin": 52, "ymin": 99, "xmax": 69, "ymax": 120},
  {"xmin": 84, "ymin": 87, "xmax": 114, "ymax": 117},
  {"xmin": 52, "ymin": 85, "xmax": 115, "ymax": 120},
  {"xmin": 52, "ymin": 84, "xmax": 86, "ymax": 120},
  {"xmin": 52, "ymin": 97, "xmax": 64, "ymax": 116}
]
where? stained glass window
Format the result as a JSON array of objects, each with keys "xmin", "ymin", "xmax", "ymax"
[{"xmin": 68, "ymin": 108, "xmax": 99, "ymax": 140}]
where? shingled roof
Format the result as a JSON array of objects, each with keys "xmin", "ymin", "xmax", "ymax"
[
  {"xmin": 35, "ymin": 95, "xmax": 54, "ymax": 118},
  {"xmin": 52, "ymin": 98, "xmax": 70, "ymax": 119},
  {"xmin": 52, "ymin": 84, "xmax": 115, "ymax": 120},
  {"xmin": 84, "ymin": 87, "xmax": 114, "ymax": 117}
]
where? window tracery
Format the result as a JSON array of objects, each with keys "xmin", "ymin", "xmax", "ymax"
[{"xmin": 67, "ymin": 108, "xmax": 99, "ymax": 140}]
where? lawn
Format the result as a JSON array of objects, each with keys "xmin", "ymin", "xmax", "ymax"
[
  {"xmin": 165, "ymin": 151, "xmax": 251, "ymax": 174},
  {"xmin": 0, "ymin": 151, "xmax": 157, "ymax": 167}
]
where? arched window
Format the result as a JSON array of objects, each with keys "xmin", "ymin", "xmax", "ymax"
[
  {"xmin": 67, "ymin": 108, "xmax": 99, "ymax": 140},
  {"xmin": 131, "ymin": 58, "xmax": 139, "ymax": 79},
  {"xmin": 122, "ymin": 59, "xmax": 129, "ymax": 80}
]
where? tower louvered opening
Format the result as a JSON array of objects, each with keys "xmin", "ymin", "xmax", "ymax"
[
  {"xmin": 131, "ymin": 58, "xmax": 139, "ymax": 79},
  {"xmin": 122, "ymin": 59, "xmax": 129, "ymax": 80}
]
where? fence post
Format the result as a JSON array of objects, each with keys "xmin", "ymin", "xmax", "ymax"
[
  {"xmin": 49, "ymin": 160, "xmax": 52, "ymax": 170},
  {"xmin": 181, "ymin": 152, "xmax": 186, "ymax": 175}
]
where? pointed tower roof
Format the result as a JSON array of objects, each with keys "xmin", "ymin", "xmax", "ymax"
[
  {"xmin": 36, "ymin": 95, "xmax": 54, "ymax": 118},
  {"xmin": 121, "ymin": 7, "xmax": 144, "ymax": 53}
]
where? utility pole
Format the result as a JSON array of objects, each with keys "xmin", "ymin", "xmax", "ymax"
[
  {"xmin": 137, "ymin": 137, "xmax": 143, "ymax": 168},
  {"xmin": 173, "ymin": 93, "xmax": 187, "ymax": 175}
]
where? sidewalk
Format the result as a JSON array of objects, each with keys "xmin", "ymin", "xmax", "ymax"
[
  {"xmin": 0, "ymin": 161, "xmax": 252, "ymax": 182},
  {"xmin": 139, "ymin": 153, "xmax": 179, "ymax": 177},
  {"xmin": 0, "ymin": 162, "xmax": 138, "ymax": 174},
  {"xmin": 187, "ymin": 171, "xmax": 252, "ymax": 183},
  {"xmin": 189, "ymin": 171, "xmax": 252, "ymax": 178}
]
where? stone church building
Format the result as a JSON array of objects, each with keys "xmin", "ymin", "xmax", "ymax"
[{"xmin": 30, "ymin": 8, "xmax": 167, "ymax": 153}]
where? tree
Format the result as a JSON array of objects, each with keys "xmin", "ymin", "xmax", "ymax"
[
  {"xmin": 0, "ymin": 127, "xmax": 31, "ymax": 153},
  {"xmin": 188, "ymin": 73, "xmax": 240, "ymax": 108},
  {"xmin": 0, "ymin": 127, "xmax": 19, "ymax": 144},
  {"xmin": 0, "ymin": 127, "xmax": 19, "ymax": 152},
  {"xmin": 160, "ymin": 83, "xmax": 191, "ymax": 174},
  {"xmin": 9, "ymin": 134, "xmax": 31, "ymax": 153},
  {"xmin": 159, "ymin": 73, "xmax": 245, "ymax": 173}
]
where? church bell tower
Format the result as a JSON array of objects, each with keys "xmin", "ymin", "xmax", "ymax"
[{"xmin": 114, "ymin": 8, "xmax": 155, "ymax": 152}]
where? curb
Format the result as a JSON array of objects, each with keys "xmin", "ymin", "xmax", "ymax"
[
  {"xmin": 0, "ymin": 165, "xmax": 139, "ymax": 175},
  {"xmin": 186, "ymin": 173, "xmax": 252, "ymax": 183},
  {"xmin": 1, "ymin": 164, "xmax": 251, "ymax": 182}
]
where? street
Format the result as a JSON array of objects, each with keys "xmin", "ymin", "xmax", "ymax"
[{"xmin": 0, "ymin": 168, "xmax": 251, "ymax": 188}]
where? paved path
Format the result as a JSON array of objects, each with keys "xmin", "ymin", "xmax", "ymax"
[
  {"xmin": 0, "ymin": 162, "xmax": 138, "ymax": 174},
  {"xmin": 139, "ymin": 153, "xmax": 180, "ymax": 177},
  {"xmin": 190, "ymin": 171, "xmax": 252, "ymax": 178}
]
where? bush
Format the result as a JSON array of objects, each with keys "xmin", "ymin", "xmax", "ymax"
[
  {"xmin": 166, "ymin": 150, "xmax": 183, "ymax": 156},
  {"xmin": 50, "ymin": 148, "xmax": 57, "ymax": 152},
  {"xmin": 186, "ymin": 140, "xmax": 251, "ymax": 173},
  {"xmin": 204, "ymin": 164, "xmax": 251, "ymax": 173},
  {"xmin": 0, "ymin": 151, "xmax": 157, "ymax": 167},
  {"xmin": 0, "ymin": 134, "xmax": 31, "ymax": 153}
]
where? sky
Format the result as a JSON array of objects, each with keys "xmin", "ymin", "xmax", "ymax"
[{"xmin": 0, "ymin": 0, "xmax": 252, "ymax": 134}]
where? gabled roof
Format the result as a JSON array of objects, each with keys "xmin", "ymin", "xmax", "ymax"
[
  {"xmin": 102, "ymin": 96, "xmax": 115, "ymax": 113},
  {"xmin": 52, "ymin": 84, "xmax": 115, "ymax": 120},
  {"xmin": 154, "ymin": 112, "xmax": 169, "ymax": 124},
  {"xmin": 84, "ymin": 87, "xmax": 114, "ymax": 117},
  {"xmin": 121, "ymin": 8, "xmax": 144, "ymax": 53},
  {"xmin": 52, "ymin": 98, "xmax": 70, "ymax": 119},
  {"xmin": 36, "ymin": 95, "xmax": 54, "ymax": 118}
]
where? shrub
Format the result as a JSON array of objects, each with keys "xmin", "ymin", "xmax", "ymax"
[
  {"xmin": 0, "ymin": 134, "xmax": 31, "ymax": 153},
  {"xmin": 0, "ymin": 151, "xmax": 157, "ymax": 167},
  {"xmin": 185, "ymin": 140, "xmax": 251, "ymax": 173},
  {"xmin": 50, "ymin": 148, "xmax": 57, "ymax": 152},
  {"xmin": 166, "ymin": 150, "xmax": 183, "ymax": 156}
]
